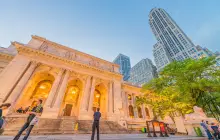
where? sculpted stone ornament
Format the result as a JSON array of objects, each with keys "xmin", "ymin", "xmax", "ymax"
[
  {"xmin": 89, "ymin": 59, "xmax": 95, "ymax": 66},
  {"xmin": 39, "ymin": 42, "xmax": 48, "ymax": 52},
  {"xmin": 65, "ymin": 51, "xmax": 76, "ymax": 60}
]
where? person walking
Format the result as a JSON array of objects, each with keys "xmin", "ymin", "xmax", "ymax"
[
  {"xmin": 13, "ymin": 99, "xmax": 43, "ymax": 140},
  {"xmin": 91, "ymin": 108, "xmax": 101, "ymax": 140},
  {"xmin": 200, "ymin": 120, "xmax": 213, "ymax": 139},
  {"xmin": 0, "ymin": 103, "xmax": 11, "ymax": 135},
  {"xmin": 211, "ymin": 123, "xmax": 220, "ymax": 139}
]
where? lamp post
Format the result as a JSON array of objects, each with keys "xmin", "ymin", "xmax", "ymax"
[{"xmin": 146, "ymin": 121, "xmax": 152, "ymax": 137}]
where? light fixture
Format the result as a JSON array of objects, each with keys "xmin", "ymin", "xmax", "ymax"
[
  {"xmin": 96, "ymin": 93, "xmax": 100, "ymax": 98},
  {"xmin": 69, "ymin": 86, "xmax": 79, "ymax": 94},
  {"xmin": 40, "ymin": 85, "xmax": 46, "ymax": 89}
]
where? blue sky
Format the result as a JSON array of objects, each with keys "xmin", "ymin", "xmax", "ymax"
[{"xmin": 0, "ymin": 0, "xmax": 220, "ymax": 66}]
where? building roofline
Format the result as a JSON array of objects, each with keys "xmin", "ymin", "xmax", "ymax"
[
  {"xmin": 113, "ymin": 53, "xmax": 130, "ymax": 62},
  {"xmin": 31, "ymin": 35, "xmax": 120, "ymax": 68}
]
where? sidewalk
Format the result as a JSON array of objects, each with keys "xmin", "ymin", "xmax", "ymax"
[{"xmin": 0, "ymin": 134, "xmax": 208, "ymax": 140}]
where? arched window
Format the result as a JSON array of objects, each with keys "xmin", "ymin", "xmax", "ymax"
[
  {"xmin": 128, "ymin": 105, "xmax": 134, "ymax": 118},
  {"xmin": 128, "ymin": 94, "xmax": 132, "ymax": 100},
  {"xmin": 137, "ymin": 106, "xmax": 143, "ymax": 118},
  {"xmin": 145, "ymin": 107, "xmax": 150, "ymax": 118},
  {"xmin": 31, "ymin": 80, "xmax": 53, "ymax": 100}
]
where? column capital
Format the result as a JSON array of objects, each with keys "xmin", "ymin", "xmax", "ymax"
[
  {"xmin": 31, "ymin": 61, "xmax": 41, "ymax": 67},
  {"xmin": 108, "ymin": 80, "xmax": 113, "ymax": 85},
  {"xmin": 59, "ymin": 68, "xmax": 65, "ymax": 73}
]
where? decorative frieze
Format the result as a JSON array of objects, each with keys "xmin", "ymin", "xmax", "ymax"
[
  {"xmin": 37, "ymin": 39, "xmax": 119, "ymax": 74},
  {"xmin": 13, "ymin": 42, "xmax": 122, "ymax": 80}
]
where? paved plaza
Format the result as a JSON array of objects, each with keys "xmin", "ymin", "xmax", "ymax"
[{"xmin": 0, "ymin": 134, "xmax": 207, "ymax": 140}]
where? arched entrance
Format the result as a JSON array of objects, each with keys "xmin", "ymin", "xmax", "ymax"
[
  {"xmin": 145, "ymin": 107, "xmax": 150, "ymax": 119},
  {"xmin": 60, "ymin": 79, "xmax": 83, "ymax": 117},
  {"xmin": 92, "ymin": 83, "xmax": 107, "ymax": 119},
  {"xmin": 15, "ymin": 72, "xmax": 55, "ymax": 112},
  {"xmin": 137, "ymin": 106, "xmax": 143, "ymax": 118},
  {"xmin": 128, "ymin": 105, "xmax": 134, "ymax": 118}
]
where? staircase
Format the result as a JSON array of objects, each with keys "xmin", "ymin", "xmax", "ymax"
[
  {"xmin": 3, "ymin": 115, "xmax": 129, "ymax": 135},
  {"xmin": 60, "ymin": 116, "xmax": 77, "ymax": 134},
  {"xmin": 77, "ymin": 120, "xmax": 128, "ymax": 134}
]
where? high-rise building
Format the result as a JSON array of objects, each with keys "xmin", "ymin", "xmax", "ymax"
[
  {"xmin": 113, "ymin": 54, "xmax": 131, "ymax": 81},
  {"xmin": 153, "ymin": 42, "xmax": 172, "ymax": 71},
  {"xmin": 128, "ymin": 58, "xmax": 157, "ymax": 86},
  {"xmin": 149, "ymin": 8, "xmax": 197, "ymax": 67},
  {"xmin": 190, "ymin": 45, "xmax": 214, "ymax": 59}
]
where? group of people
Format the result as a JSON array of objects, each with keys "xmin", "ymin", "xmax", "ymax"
[
  {"xmin": 13, "ymin": 99, "xmax": 102, "ymax": 140},
  {"xmin": 13, "ymin": 99, "xmax": 43, "ymax": 140},
  {"xmin": 200, "ymin": 120, "xmax": 220, "ymax": 140},
  {"xmin": 16, "ymin": 106, "xmax": 31, "ymax": 114},
  {"xmin": 0, "ymin": 99, "xmax": 102, "ymax": 140},
  {"xmin": 2, "ymin": 101, "xmax": 220, "ymax": 140}
]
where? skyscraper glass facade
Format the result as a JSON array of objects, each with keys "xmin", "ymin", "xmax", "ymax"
[
  {"xmin": 149, "ymin": 8, "xmax": 196, "ymax": 68},
  {"xmin": 153, "ymin": 42, "xmax": 172, "ymax": 71},
  {"xmin": 113, "ymin": 54, "xmax": 131, "ymax": 81},
  {"xmin": 128, "ymin": 58, "xmax": 157, "ymax": 86}
]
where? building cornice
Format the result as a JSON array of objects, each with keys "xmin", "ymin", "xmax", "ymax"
[
  {"xmin": 31, "ymin": 35, "xmax": 120, "ymax": 68},
  {"xmin": 122, "ymin": 82, "xmax": 141, "ymax": 93},
  {"xmin": 12, "ymin": 42, "xmax": 122, "ymax": 79},
  {"xmin": 0, "ymin": 52, "xmax": 14, "ymax": 60}
]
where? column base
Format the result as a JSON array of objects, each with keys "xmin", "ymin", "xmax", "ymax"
[
  {"xmin": 78, "ymin": 109, "xmax": 93, "ymax": 120},
  {"xmin": 41, "ymin": 107, "xmax": 60, "ymax": 118}
]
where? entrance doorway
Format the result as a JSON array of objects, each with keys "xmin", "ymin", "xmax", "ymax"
[
  {"xmin": 64, "ymin": 104, "xmax": 73, "ymax": 116},
  {"xmin": 92, "ymin": 84, "xmax": 107, "ymax": 118}
]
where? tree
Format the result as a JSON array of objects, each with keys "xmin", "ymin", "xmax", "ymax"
[
  {"xmin": 136, "ymin": 79, "xmax": 194, "ymax": 123},
  {"xmin": 138, "ymin": 57, "xmax": 220, "ymax": 121}
]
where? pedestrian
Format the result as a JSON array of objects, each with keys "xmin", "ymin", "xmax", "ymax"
[
  {"xmin": 0, "ymin": 103, "xmax": 11, "ymax": 135},
  {"xmin": 13, "ymin": 99, "xmax": 43, "ymax": 140},
  {"xmin": 211, "ymin": 122, "xmax": 220, "ymax": 139},
  {"xmin": 91, "ymin": 108, "xmax": 101, "ymax": 140},
  {"xmin": 200, "ymin": 120, "xmax": 213, "ymax": 140}
]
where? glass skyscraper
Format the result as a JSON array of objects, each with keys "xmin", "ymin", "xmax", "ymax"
[
  {"xmin": 113, "ymin": 54, "xmax": 131, "ymax": 81},
  {"xmin": 149, "ymin": 8, "xmax": 199, "ymax": 70},
  {"xmin": 128, "ymin": 58, "xmax": 157, "ymax": 86},
  {"xmin": 153, "ymin": 42, "xmax": 172, "ymax": 71}
]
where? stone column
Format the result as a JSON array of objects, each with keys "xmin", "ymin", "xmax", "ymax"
[
  {"xmin": 80, "ymin": 76, "xmax": 91, "ymax": 111},
  {"xmin": 112, "ymin": 80, "xmax": 122, "ymax": 113},
  {"xmin": 44, "ymin": 69, "xmax": 64, "ymax": 108},
  {"xmin": 41, "ymin": 69, "xmax": 64, "ymax": 118},
  {"xmin": 108, "ymin": 81, "xmax": 113, "ymax": 113},
  {"xmin": 132, "ymin": 94, "xmax": 138, "ymax": 118},
  {"xmin": 87, "ymin": 77, "xmax": 96, "ymax": 112},
  {"xmin": 125, "ymin": 92, "xmax": 129, "ymax": 118},
  {"xmin": 0, "ymin": 55, "xmax": 30, "ymax": 103},
  {"xmin": 78, "ymin": 76, "xmax": 93, "ymax": 120},
  {"xmin": 142, "ymin": 104, "xmax": 146, "ymax": 119},
  {"xmin": 53, "ymin": 70, "xmax": 70, "ymax": 108},
  {"xmin": 5, "ymin": 61, "xmax": 39, "ymax": 104}
]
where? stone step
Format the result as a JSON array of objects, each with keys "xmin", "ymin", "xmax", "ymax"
[{"xmin": 3, "ymin": 116, "xmax": 132, "ymax": 135}]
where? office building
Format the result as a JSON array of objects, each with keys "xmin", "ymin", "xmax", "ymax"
[
  {"xmin": 149, "ymin": 8, "xmax": 195, "ymax": 62},
  {"xmin": 153, "ymin": 42, "xmax": 172, "ymax": 71},
  {"xmin": 129, "ymin": 58, "xmax": 157, "ymax": 86},
  {"xmin": 113, "ymin": 54, "xmax": 131, "ymax": 81}
]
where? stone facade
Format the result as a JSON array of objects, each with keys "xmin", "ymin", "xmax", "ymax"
[{"xmin": 0, "ymin": 36, "xmax": 153, "ymax": 134}]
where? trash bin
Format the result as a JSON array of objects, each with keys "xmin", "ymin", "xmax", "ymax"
[
  {"xmin": 194, "ymin": 127, "xmax": 203, "ymax": 137},
  {"xmin": 141, "ymin": 128, "xmax": 146, "ymax": 133}
]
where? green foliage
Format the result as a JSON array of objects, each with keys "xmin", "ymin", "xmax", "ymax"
[{"xmin": 138, "ymin": 56, "xmax": 220, "ymax": 121}]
